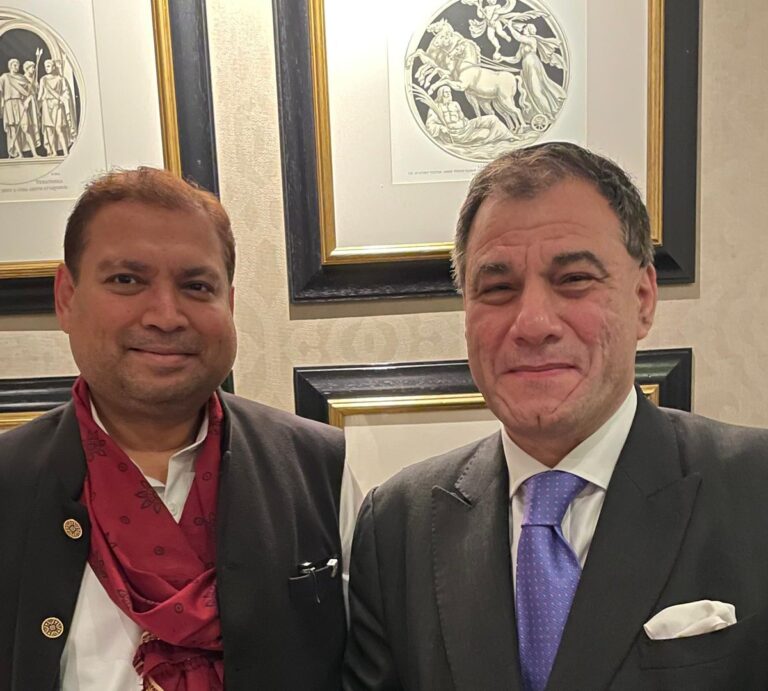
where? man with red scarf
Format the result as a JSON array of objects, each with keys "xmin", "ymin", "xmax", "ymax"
[{"xmin": 0, "ymin": 168, "xmax": 358, "ymax": 690}]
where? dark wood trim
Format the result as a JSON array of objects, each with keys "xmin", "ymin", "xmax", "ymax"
[
  {"xmin": 0, "ymin": 376, "xmax": 75, "ymax": 415},
  {"xmin": 653, "ymin": 0, "xmax": 699, "ymax": 283}
]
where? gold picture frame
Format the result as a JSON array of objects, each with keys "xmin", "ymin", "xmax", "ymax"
[
  {"xmin": 0, "ymin": 1, "xmax": 178, "ymax": 282},
  {"xmin": 274, "ymin": 0, "xmax": 698, "ymax": 300},
  {"xmin": 310, "ymin": 0, "xmax": 663, "ymax": 266},
  {"xmin": 0, "ymin": 0, "xmax": 218, "ymax": 313}
]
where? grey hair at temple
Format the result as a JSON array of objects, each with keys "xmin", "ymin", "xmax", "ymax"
[{"xmin": 451, "ymin": 141, "xmax": 654, "ymax": 289}]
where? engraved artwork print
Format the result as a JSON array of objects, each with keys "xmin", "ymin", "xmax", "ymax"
[
  {"xmin": 387, "ymin": 0, "xmax": 585, "ymax": 184},
  {"xmin": 0, "ymin": 6, "xmax": 82, "ymax": 186},
  {"xmin": 406, "ymin": 0, "xmax": 569, "ymax": 161}
]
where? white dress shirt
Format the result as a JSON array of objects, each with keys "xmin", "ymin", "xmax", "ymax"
[
  {"xmin": 60, "ymin": 405, "xmax": 361, "ymax": 691},
  {"xmin": 504, "ymin": 388, "xmax": 637, "ymax": 583}
]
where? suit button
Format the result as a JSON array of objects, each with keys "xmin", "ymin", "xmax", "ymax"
[
  {"xmin": 41, "ymin": 617, "xmax": 64, "ymax": 639},
  {"xmin": 62, "ymin": 518, "xmax": 83, "ymax": 540}
]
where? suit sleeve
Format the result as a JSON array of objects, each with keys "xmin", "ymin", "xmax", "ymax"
[{"xmin": 342, "ymin": 489, "xmax": 403, "ymax": 691}]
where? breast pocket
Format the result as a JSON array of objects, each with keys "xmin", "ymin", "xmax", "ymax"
[
  {"xmin": 287, "ymin": 560, "xmax": 341, "ymax": 606},
  {"xmin": 639, "ymin": 613, "xmax": 757, "ymax": 669}
]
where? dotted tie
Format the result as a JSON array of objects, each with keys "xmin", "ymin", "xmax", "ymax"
[{"xmin": 516, "ymin": 471, "xmax": 588, "ymax": 691}]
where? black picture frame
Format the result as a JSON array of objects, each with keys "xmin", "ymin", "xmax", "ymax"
[
  {"xmin": 273, "ymin": 0, "xmax": 698, "ymax": 302},
  {"xmin": 294, "ymin": 348, "xmax": 692, "ymax": 424},
  {"xmin": 0, "ymin": 375, "xmax": 75, "ymax": 429},
  {"xmin": 0, "ymin": 0, "xmax": 218, "ymax": 315}
]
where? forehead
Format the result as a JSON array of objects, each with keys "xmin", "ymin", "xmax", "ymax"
[
  {"xmin": 81, "ymin": 200, "xmax": 224, "ymax": 268},
  {"xmin": 466, "ymin": 178, "xmax": 625, "ymax": 262}
]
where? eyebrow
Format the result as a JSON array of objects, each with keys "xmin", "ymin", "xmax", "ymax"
[
  {"xmin": 470, "ymin": 262, "xmax": 513, "ymax": 293},
  {"xmin": 178, "ymin": 266, "xmax": 222, "ymax": 282},
  {"xmin": 95, "ymin": 260, "xmax": 222, "ymax": 282},
  {"xmin": 469, "ymin": 250, "xmax": 610, "ymax": 293},
  {"xmin": 551, "ymin": 251, "xmax": 608, "ymax": 276},
  {"xmin": 96, "ymin": 259, "xmax": 151, "ymax": 274}
]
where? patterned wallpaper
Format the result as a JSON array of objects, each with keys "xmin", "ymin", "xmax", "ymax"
[{"xmin": 1, "ymin": 0, "xmax": 767, "ymax": 427}]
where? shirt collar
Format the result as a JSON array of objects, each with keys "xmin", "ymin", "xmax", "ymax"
[
  {"xmin": 89, "ymin": 399, "xmax": 209, "ymax": 487},
  {"xmin": 502, "ymin": 387, "xmax": 637, "ymax": 498}
]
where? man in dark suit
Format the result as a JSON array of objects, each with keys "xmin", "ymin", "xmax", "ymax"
[
  {"xmin": 343, "ymin": 142, "xmax": 768, "ymax": 690},
  {"xmin": 0, "ymin": 168, "xmax": 358, "ymax": 691}
]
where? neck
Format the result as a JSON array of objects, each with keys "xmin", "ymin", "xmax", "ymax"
[
  {"xmin": 504, "ymin": 387, "xmax": 635, "ymax": 468},
  {"xmin": 507, "ymin": 433, "xmax": 579, "ymax": 469},
  {"xmin": 91, "ymin": 397, "xmax": 205, "ymax": 483}
]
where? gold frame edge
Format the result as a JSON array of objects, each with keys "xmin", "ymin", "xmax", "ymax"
[
  {"xmin": 151, "ymin": 0, "xmax": 182, "ymax": 176},
  {"xmin": 308, "ymin": 0, "xmax": 338, "ymax": 264},
  {"xmin": 647, "ymin": 0, "xmax": 665, "ymax": 246},
  {"xmin": 0, "ymin": 412, "xmax": 41, "ymax": 430}
]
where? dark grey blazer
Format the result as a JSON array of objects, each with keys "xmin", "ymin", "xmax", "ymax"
[
  {"xmin": 343, "ymin": 392, "xmax": 768, "ymax": 690},
  {"xmin": 0, "ymin": 392, "xmax": 347, "ymax": 691}
]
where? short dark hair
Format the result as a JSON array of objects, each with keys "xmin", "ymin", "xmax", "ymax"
[
  {"xmin": 452, "ymin": 141, "xmax": 653, "ymax": 288},
  {"xmin": 64, "ymin": 167, "xmax": 235, "ymax": 282}
]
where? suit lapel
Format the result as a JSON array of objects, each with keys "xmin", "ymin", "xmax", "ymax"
[
  {"xmin": 215, "ymin": 399, "xmax": 276, "ymax": 670},
  {"xmin": 13, "ymin": 403, "xmax": 90, "ymax": 691},
  {"xmin": 214, "ymin": 399, "xmax": 253, "ymax": 665},
  {"xmin": 547, "ymin": 393, "xmax": 701, "ymax": 691},
  {"xmin": 432, "ymin": 433, "xmax": 523, "ymax": 691}
]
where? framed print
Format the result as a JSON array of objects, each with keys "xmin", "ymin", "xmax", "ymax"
[
  {"xmin": 274, "ymin": 0, "xmax": 698, "ymax": 302},
  {"xmin": 0, "ymin": 0, "xmax": 218, "ymax": 314},
  {"xmin": 294, "ymin": 348, "xmax": 692, "ymax": 491}
]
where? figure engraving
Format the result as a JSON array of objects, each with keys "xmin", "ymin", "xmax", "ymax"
[
  {"xmin": 0, "ymin": 6, "xmax": 83, "ymax": 182},
  {"xmin": 38, "ymin": 58, "xmax": 76, "ymax": 156},
  {"xmin": 0, "ymin": 58, "xmax": 38, "ymax": 158},
  {"xmin": 405, "ymin": 0, "xmax": 569, "ymax": 162}
]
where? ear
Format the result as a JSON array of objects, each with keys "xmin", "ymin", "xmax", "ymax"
[
  {"xmin": 54, "ymin": 263, "xmax": 76, "ymax": 333},
  {"xmin": 636, "ymin": 263, "xmax": 658, "ymax": 340}
]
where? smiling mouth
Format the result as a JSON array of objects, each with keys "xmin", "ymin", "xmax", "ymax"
[
  {"xmin": 506, "ymin": 364, "xmax": 576, "ymax": 378},
  {"xmin": 128, "ymin": 348, "xmax": 196, "ymax": 365}
]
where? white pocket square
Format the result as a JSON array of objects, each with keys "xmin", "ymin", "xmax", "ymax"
[{"xmin": 643, "ymin": 600, "xmax": 737, "ymax": 640}]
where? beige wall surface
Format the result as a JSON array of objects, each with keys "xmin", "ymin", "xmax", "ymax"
[{"xmin": 1, "ymin": 0, "xmax": 767, "ymax": 428}]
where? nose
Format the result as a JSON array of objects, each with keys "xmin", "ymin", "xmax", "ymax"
[
  {"xmin": 140, "ymin": 285, "xmax": 189, "ymax": 332},
  {"xmin": 508, "ymin": 280, "xmax": 563, "ymax": 346}
]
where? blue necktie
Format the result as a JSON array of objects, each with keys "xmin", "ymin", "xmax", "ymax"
[{"xmin": 516, "ymin": 471, "xmax": 588, "ymax": 691}]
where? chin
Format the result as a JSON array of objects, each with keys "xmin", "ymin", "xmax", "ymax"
[
  {"xmin": 499, "ymin": 384, "xmax": 575, "ymax": 411},
  {"xmin": 121, "ymin": 376, "xmax": 204, "ymax": 404},
  {"xmin": 495, "ymin": 393, "xmax": 580, "ymax": 430}
]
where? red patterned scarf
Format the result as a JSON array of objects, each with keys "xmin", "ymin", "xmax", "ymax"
[{"xmin": 73, "ymin": 377, "xmax": 224, "ymax": 691}]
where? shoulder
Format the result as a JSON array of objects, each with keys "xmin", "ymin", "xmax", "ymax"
[
  {"xmin": 0, "ymin": 404, "xmax": 69, "ymax": 452},
  {"xmin": 220, "ymin": 392, "xmax": 344, "ymax": 456},
  {"xmin": 661, "ymin": 406, "xmax": 768, "ymax": 476},
  {"xmin": 0, "ymin": 405, "xmax": 69, "ymax": 481},
  {"xmin": 369, "ymin": 431, "xmax": 501, "ymax": 511}
]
